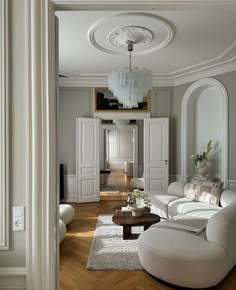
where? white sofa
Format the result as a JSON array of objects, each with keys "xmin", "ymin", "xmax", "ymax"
[{"xmin": 138, "ymin": 181, "xmax": 236, "ymax": 288}]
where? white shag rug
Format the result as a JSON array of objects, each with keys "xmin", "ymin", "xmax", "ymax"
[{"xmin": 86, "ymin": 214, "xmax": 143, "ymax": 271}]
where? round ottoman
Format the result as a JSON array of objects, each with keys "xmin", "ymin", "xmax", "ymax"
[
  {"xmin": 59, "ymin": 219, "xmax": 66, "ymax": 243},
  {"xmin": 59, "ymin": 204, "xmax": 75, "ymax": 225}
]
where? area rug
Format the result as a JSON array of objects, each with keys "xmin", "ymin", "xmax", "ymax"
[{"xmin": 86, "ymin": 215, "xmax": 143, "ymax": 271}]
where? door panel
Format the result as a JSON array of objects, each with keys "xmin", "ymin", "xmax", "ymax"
[
  {"xmin": 144, "ymin": 118, "xmax": 169, "ymax": 193},
  {"xmin": 76, "ymin": 118, "xmax": 100, "ymax": 203}
]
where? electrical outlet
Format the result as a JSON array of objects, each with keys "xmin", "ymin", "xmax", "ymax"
[{"xmin": 13, "ymin": 207, "xmax": 24, "ymax": 231}]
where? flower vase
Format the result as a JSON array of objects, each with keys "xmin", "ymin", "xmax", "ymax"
[{"xmin": 196, "ymin": 160, "xmax": 209, "ymax": 177}]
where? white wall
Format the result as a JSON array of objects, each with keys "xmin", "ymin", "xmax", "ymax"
[
  {"xmin": 185, "ymin": 86, "xmax": 224, "ymax": 178},
  {"xmin": 174, "ymin": 70, "xmax": 236, "ymax": 183}
]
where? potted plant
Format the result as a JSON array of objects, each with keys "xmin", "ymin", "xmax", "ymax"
[
  {"xmin": 126, "ymin": 190, "xmax": 151, "ymax": 209},
  {"xmin": 190, "ymin": 140, "xmax": 213, "ymax": 177}
]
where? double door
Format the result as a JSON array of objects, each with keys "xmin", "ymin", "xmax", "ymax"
[{"xmin": 76, "ymin": 118, "xmax": 169, "ymax": 202}]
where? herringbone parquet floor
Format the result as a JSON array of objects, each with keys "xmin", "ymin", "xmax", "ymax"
[{"xmin": 60, "ymin": 198, "xmax": 236, "ymax": 290}]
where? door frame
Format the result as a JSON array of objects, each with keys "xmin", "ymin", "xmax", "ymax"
[{"xmin": 26, "ymin": 1, "xmax": 235, "ymax": 290}]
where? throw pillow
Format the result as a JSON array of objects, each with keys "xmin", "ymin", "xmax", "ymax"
[
  {"xmin": 185, "ymin": 178, "xmax": 204, "ymax": 200},
  {"xmin": 194, "ymin": 180, "xmax": 223, "ymax": 205},
  {"xmin": 188, "ymin": 178, "xmax": 223, "ymax": 205}
]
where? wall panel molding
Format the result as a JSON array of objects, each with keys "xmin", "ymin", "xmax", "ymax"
[
  {"xmin": 63, "ymin": 175, "xmax": 77, "ymax": 202},
  {"xmin": 227, "ymin": 180, "xmax": 236, "ymax": 191},
  {"xmin": 0, "ymin": 0, "xmax": 9, "ymax": 250}
]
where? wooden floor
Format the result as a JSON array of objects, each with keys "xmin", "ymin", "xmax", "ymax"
[
  {"xmin": 60, "ymin": 197, "xmax": 236, "ymax": 290},
  {"xmin": 106, "ymin": 169, "xmax": 133, "ymax": 187}
]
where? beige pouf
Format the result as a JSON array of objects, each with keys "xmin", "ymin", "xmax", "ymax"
[
  {"xmin": 59, "ymin": 204, "xmax": 75, "ymax": 225},
  {"xmin": 59, "ymin": 219, "xmax": 66, "ymax": 243}
]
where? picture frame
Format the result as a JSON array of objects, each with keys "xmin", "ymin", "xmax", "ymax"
[{"xmin": 94, "ymin": 87, "xmax": 150, "ymax": 112}]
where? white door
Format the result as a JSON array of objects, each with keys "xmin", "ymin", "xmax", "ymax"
[
  {"xmin": 76, "ymin": 118, "xmax": 100, "ymax": 202},
  {"xmin": 144, "ymin": 118, "xmax": 169, "ymax": 193}
]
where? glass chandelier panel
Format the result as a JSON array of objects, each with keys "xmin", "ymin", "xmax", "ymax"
[
  {"xmin": 108, "ymin": 39, "xmax": 152, "ymax": 109},
  {"xmin": 108, "ymin": 68, "xmax": 152, "ymax": 109}
]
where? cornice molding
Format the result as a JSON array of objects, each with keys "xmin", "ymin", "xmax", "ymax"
[
  {"xmin": 53, "ymin": 1, "xmax": 236, "ymax": 11},
  {"xmin": 59, "ymin": 41, "xmax": 236, "ymax": 87}
]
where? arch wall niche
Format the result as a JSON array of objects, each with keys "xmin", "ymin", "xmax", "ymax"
[{"xmin": 181, "ymin": 78, "xmax": 228, "ymax": 186}]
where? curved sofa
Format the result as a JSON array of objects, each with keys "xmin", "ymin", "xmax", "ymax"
[{"xmin": 138, "ymin": 181, "xmax": 236, "ymax": 288}]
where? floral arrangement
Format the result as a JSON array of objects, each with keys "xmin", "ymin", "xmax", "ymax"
[
  {"xmin": 190, "ymin": 140, "xmax": 213, "ymax": 165},
  {"xmin": 126, "ymin": 190, "xmax": 151, "ymax": 208}
]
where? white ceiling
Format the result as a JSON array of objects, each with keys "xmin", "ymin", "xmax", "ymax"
[{"xmin": 56, "ymin": 8, "xmax": 236, "ymax": 86}]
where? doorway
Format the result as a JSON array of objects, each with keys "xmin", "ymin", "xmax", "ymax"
[{"xmin": 100, "ymin": 123, "xmax": 139, "ymax": 194}]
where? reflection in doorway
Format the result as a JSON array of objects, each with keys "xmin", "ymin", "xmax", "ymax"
[{"xmin": 100, "ymin": 124, "xmax": 136, "ymax": 194}]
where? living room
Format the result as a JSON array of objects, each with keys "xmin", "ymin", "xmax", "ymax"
[
  {"xmin": 0, "ymin": 1, "xmax": 236, "ymax": 290},
  {"xmin": 57, "ymin": 5, "xmax": 236, "ymax": 290}
]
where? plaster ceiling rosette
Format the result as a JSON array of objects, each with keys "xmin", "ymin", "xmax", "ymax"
[{"xmin": 87, "ymin": 12, "xmax": 174, "ymax": 55}]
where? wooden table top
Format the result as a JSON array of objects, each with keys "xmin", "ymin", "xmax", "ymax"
[{"xmin": 112, "ymin": 211, "xmax": 160, "ymax": 227}]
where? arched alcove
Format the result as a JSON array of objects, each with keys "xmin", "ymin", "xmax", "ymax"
[{"xmin": 181, "ymin": 78, "xmax": 228, "ymax": 186}]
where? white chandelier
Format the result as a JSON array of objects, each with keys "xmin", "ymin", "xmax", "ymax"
[{"xmin": 108, "ymin": 27, "xmax": 153, "ymax": 109}]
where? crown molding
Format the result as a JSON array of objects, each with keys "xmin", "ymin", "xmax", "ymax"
[
  {"xmin": 59, "ymin": 61, "xmax": 236, "ymax": 88},
  {"xmin": 59, "ymin": 40, "xmax": 236, "ymax": 87},
  {"xmin": 174, "ymin": 58, "xmax": 236, "ymax": 85},
  {"xmin": 59, "ymin": 74, "xmax": 174, "ymax": 87},
  {"xmin": 53, "ymin": 1, "xmax": 236, "ymax": 12}
]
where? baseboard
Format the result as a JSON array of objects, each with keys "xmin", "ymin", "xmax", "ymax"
[
  {"xmin": 63, "ymin": 174, "xmax": 77, "ymax": 202},
  {"xmin": 227, "ymin": 180, "xmax": 236, "ymax": 191},
  {"xmin": 0, "ymin": 267, "xmax": 26, "ymax": 290}
]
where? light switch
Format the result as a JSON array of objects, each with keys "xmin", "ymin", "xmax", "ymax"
[{"xmin": 13, "ymin": 207, "xmax": 25, "ymax": 231}]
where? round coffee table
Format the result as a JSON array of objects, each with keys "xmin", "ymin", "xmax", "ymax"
[{"xmin": 112, "ymin": 211, "xmax": 160, "ymax": 240}]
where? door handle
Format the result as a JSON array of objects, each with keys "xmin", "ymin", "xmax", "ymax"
[{"xmin": 164, "ymin": 160, "xmax": 168, "ymax": 165}]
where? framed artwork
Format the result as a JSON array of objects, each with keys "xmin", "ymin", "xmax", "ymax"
[{"xmin": 94, "ymin": 87, "xmax": 150, "ymax": 112}]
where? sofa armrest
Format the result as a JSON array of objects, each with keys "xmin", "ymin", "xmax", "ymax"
[
  {"xmin": 220, "ymin": 189, "xmax": 236, "ymax": 207},
  {"xmin": 168, "ymin": 181, "xmax": 185, "ymax": 197}
]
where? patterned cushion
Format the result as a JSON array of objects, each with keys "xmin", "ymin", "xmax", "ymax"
[{"xmin": 188, "ymin": 179, "xmax": 223, "ymax": 206}]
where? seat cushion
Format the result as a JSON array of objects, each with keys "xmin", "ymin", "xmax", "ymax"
[
  {"xmin": 149, "ymin": 194, "xmax": 180, "ymax": 219},
  {"xmin": 151, "ymin": 214, "xmax": 208, "ymax": 236},
  {"xmin": 168, "ymin": 197, "xmax": 220, "ymax": 219},
  {"xmin": 130, "ymin": 178, "xmax": 144, "ymax": 189},
  {"xmin": 59, "ymin": 204, "xmax": 75, "ymax": 225}
]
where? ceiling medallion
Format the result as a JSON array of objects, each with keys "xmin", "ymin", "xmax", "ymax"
[
  {"xmin": 87, "ymin": 12, "xmax": 174, "ymax": 56},
  {"xmin": 109, "ymin": 26, "xmax": 153, "ymax": 49}
]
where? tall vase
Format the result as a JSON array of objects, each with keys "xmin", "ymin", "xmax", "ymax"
[{"xmin": 196, "ymin": 160, "xmax": 209, "ymax": 177}]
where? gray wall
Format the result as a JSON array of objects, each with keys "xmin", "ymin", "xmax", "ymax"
[
  {"xmin": 0, "ymin": 0, "xmax": 26, "ymax": 267},
  {"xmin": 58, "ymin": 86, "xmax": 174, "ymax": 175},
  {"xmin": 58, "ymin": 87, "xmax": 93, "ymax": 174},
  {"xmin": 59, "ymin": 71, "xmax": 236, "ymax": 181},
  {"xmin": 173, "ymin": 70, "xmax": 236, "ymax": 180}
]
